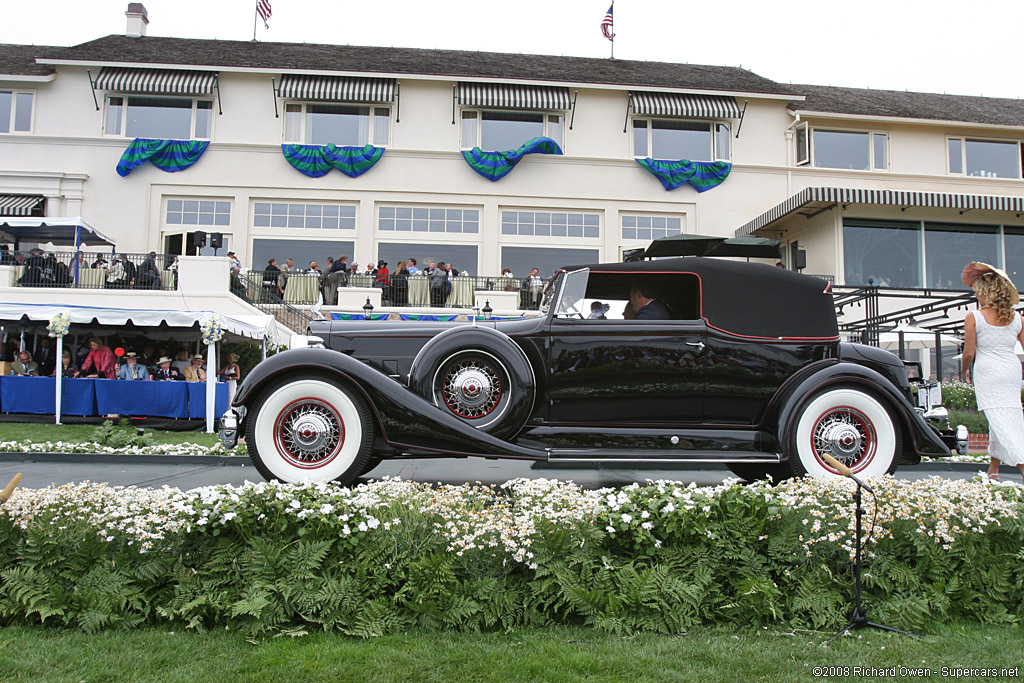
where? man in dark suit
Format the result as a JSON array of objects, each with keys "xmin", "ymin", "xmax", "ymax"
[
  {"xmin": 629, "ymin": 282, "xmax": 671, "ymax": 320},
  {"xmin": 37, "ymin": 338, "xmax": 56, "ymax": 377},
  {"xmin": 154, "ymin": 356, "xmax": 183, "ymax": 381}
]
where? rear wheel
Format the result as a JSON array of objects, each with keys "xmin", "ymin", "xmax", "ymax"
[
  {"xmin": 246, "ymin": 374, "xmax": 372, "ymax": 484},
  {"xmin": 786, "ymin": 387, "xmax": 900, "ymax": 479}
]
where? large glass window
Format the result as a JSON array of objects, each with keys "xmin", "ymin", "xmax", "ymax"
[
  {"xmin": 254, "ymin": 202, "xmax": 356, "ymax": 230},
  {"xmin": 502, "ymin": 210, "xmax": 599, "ymax": 238},
  {"xmin": 166, "ymin": 199, "xmax": 231, "ymax": 226},
  {"xmin": 1002, "ymin": 227, "xmax": 1024, "ymax": 283},
  {"xmin": 500, "ymin": 246, "xmax": 600, "ymax": 280},
  {"xmin": 283, "ymin": 103, "xmax": 390, "ymax": 146},
  {"xmin": 0, "ymin": 90, "xmax": 33, "ymax": 133},
  {"xmin": 378, "ymin": 206, "xmax": 479, "ymax": 234},
  {"xmin": 376, "ymin": 242, "xmax": 479, "ymax": 275},
  {"xmin": 105, "ymin": 96, "xmax": 213, "ymax": 139},
  {"xmin": 253, "ymin": 238, "xmax": 354, "ymax": 270},
  {"xmin": 632, "ymin": 119, "xmax": 729, "ymax": 161},
  {"xmin": 948, "ymin": 137, "xmax": 1021, "ymax": 178},
  {"xmin": 924, "ymin": 223, "xmax": 999, "ymax": 289},
  {"xmin": 621, "ymin": 214, "xmax": 683, "ymax": 241},
  {"xmin": 843, "ymin": 219, "xmax": 921, "ymax": 287},
  {"xmin": 460, "ymin": 110, "xmax": 563, "ymax": 150},
  {"xmin": 812, "ymin": 130, "xmax": 888, "ymax": 170}
]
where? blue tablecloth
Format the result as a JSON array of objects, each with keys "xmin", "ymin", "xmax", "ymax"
[
  {"xmin": 0, "ymin": 376, "xmax": 97, "ymax": 415},
  {"xmin": 186, "ymin": 382, "xmax": 230, "ymax": 419},
  {"xmin": 94, "ymin": 378, "xmax": 189, "ymax": 418}
]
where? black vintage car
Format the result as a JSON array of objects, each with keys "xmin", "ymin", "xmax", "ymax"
[{"xmin": 219, "ymin": 258, "xmax": 951, "ymax": 484}]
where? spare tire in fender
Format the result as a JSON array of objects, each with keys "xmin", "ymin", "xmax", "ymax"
[{"xmin": 408, "ymin": 326, "xmax": 536, "ymax": 440}]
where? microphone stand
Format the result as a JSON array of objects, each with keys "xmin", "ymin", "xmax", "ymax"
[{"xmin": 821, "ymin": 454, "xmax": 922, "ymax": 643}]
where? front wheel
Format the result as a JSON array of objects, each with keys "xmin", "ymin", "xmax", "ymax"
[
  {"xmin": 246, "ymin": 374, "xmax": 373, "ymax": 484},
  {"xmin": 786, "ymin": 387, "xmax": 900, "ymax": 479}
]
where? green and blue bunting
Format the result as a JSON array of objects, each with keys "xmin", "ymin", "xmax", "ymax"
[
  {"xmin": 462, "ymin": 136, "xmax": 562, "ymax": 181},
  {"xmin": 115, "ymin": 139, "xmax": 210, "ymax": 177},
  {"xmin": 637, "ymin": 158, "xmax": 732, "ymax": 192},
  {"xmin": 281, "ymin": 143, "xmax": 385, "ymax": 178}
]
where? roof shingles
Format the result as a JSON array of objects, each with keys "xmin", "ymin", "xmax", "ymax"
[{"xmin": 0, "ymin": 44, "xmax": 57, "ymax": 77}]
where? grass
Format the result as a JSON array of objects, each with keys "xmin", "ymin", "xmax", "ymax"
[
  {"xmin": 0, "ymin": 422, "xmax": 220, "ymax": 448},
  {"xmin": 0, "ymin": 623, "xmax": 1020, "ymax": 682}
]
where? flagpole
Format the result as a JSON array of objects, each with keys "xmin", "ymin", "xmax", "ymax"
[{"xmin": 253, "ymin": 5, "xmax": 258, "ymax": 41}]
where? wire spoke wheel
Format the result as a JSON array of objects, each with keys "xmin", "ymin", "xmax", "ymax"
[
  {"xmin": 274, "ymin": 397, "xmax": 344, "ymax": 468},
  {"xmin": 440, "ymin": 357, "xmax": 503, "ymax": 419},
  {"xmin": 811, "ymin": 406, "xmax": 875, "ymax": 471}
]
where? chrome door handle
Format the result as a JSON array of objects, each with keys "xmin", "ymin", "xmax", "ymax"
[{"xmin": 686, "ymin": 341, "xmax": 705, "ymax": 352}]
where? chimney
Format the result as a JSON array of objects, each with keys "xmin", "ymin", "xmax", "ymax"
[{"xmin": 125, "ymin": 3, "xmax": 149, "ymax": 37}]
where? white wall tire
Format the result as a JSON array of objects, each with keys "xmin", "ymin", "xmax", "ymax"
[
  {"xmin": 787, "ymin": 388, "xmax": 900, "ymax": 479},
  {"xmin": 246, "ymin": 375, "xmax": 372, "ymax": 484}
]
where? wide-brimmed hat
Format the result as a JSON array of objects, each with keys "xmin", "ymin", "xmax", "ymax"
[
  {"xmin": 191, "ymin": 354, "xmax": 205, "ymax": 361},
  {"xmin": 157, "ymin": 356, "xmax": 173, "ymax": 364},
  {"xmin": 961, "ymin": 262, "xmax": 1020, "ymax": 304},
  {"xmin": 125, "ymin": 352, "xmax": 137, "ymax": 358}
]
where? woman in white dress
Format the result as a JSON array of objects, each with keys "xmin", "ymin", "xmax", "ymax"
[{"xmin": 960, "ymin": 262, "xmax": 1024, "ymax": 481}]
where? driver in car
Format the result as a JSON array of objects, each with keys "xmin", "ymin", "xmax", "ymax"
[{"xmin": 629, "ymin": 282, "xmax": 670, "ymax": 320}]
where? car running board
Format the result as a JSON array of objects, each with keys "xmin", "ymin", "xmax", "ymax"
[{"xmin": 546, "ymin": 449, "xmax": 783, "ymax": 463}]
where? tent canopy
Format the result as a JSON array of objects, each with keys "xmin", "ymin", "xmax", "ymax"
[
  {"xmin": 0, "ymin": 303, "xmax": 275, "ymax": 342},
  {"xmin": 878, "ymin": 324, "xmax": 962, "ymax": 350},
  {"xmin": 0, "ymin": 217, "xmax": 116, "ymax": 249}
]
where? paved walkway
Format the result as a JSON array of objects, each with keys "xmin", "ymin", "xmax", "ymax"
[{"xmin": 0, "ymin": 453, "xmax": 1016, "ymax": 491}]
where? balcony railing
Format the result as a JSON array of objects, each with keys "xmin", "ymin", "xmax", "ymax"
[
  {"xmin": 243, "ymin": 270, "xmax": 546, "ymax": 310},
  {"xmin": 7, "ymin": 250, "xmax": 179, "ymax": 291}
]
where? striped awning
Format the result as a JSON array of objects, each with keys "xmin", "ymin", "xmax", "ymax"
[
  {"xmin": 736, "ymin": 186, "xmax": 1024, "ymax": 236},
  {"xmin": 0, "ymin": 195, "xmax": 44, "ymax": 216},
  {"xmin": 630, "ymin": 91, "xmax": 741, "ymax": 119},
  {"xmin": 457, "ymin": 82, "xmax": 571, "ymax": 110},
  {"xmin": 93, "ymin": 67, "xmax": 217, "ymax": 95},
  {"xmin": 278, "ymin": 75, "xmax": 396, "ymax": 103}
]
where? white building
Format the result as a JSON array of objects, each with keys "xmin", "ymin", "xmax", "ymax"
[{"xmin": 2, "ymin": 3, "xmax": 1023, "ymax": 294}]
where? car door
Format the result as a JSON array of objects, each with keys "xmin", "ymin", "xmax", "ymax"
[{"xmin": 544, "ymin": 316, "xmax": 708, "ymax": 425}]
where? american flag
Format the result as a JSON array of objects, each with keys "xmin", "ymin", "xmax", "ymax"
[
  {"xmin": 256, "ymin": 0, "xmax": 272, "ymax": 29},
  {"xmin": 600, "ymin": 4, "xmax": 614, "ymax": 41}
]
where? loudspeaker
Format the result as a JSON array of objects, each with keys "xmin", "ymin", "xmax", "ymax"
[
  {"xmin": 795, "ymin": 249, "xmax": 807, "ymax": 271},
  {"xmin": 192, "ymin": 231, "xmax": 207, "ymax": 248},
  {"xmin": 209, "ymin": 232, "xmax": 223, "ymax": 249}
]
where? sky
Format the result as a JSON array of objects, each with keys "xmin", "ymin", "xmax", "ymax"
[{"xmin": 4, "ymin": 0, "xmax": 1023, "ymax": 100}]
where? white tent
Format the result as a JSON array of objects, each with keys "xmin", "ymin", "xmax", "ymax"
[
  {"xmin": 879, "ymin": 324, "xmax": 962, "ymax": 350},
  {"xmin": 0, "ymin": 303, "xmax": 276, "ymax": 431},
  {"xmin": 0, "ymin": 216, "xmax": 116, "ymax": 249}
]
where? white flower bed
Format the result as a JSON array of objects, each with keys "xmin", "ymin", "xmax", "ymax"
[
  {"xmin": 0, "ymin": 440, "xmax": 246, "ymax": 457},
  {"xmin": 2, "ymin": 475, "xmax": 1019, "ymax": 560}
]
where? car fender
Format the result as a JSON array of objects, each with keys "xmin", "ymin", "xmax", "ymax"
[
  {"xmin": 764, "ymin": 361, "xmax": 949, "ymax": 463},
  {"xmin": 232, "ymin": 347, "xmax": 546, "ymax": 460}
]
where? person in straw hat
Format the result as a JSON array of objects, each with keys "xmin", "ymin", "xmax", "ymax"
[
  {"xmin": 183, "ymin": 354, "xmax": 207, "ymax": 383},
  {"xmin": 960, "ymin": 262, "xmax": 1024, "ymax": 481},
  {"xmin": 154, "ymin": 356, "xmax": 183, "ymax": 381}
]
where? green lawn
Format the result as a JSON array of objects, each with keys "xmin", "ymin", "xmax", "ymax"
[
  {"xmin": 1, "ymin": 623, "xmax": 1020, "ymax": 683},
  {"xmin": 0, "ymin": 422, "xmax": 219, "ymax": 447}
]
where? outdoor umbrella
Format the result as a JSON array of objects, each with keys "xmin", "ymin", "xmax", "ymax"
[
  {"xmin": 704, "ymin": 236, "xmax": 782, "ymax": 259},
  {"xmin": 643, "ymin": 233, "xmax": 726, "ymax": 258},
  {"xmin": 878, "ymin": 324, "xmax": 962, "ymax": 351}
]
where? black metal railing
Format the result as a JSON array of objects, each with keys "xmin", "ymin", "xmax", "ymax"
[
  {"xmin": 6, "ymin": 250, "xmax": 179, "ymax": 291},
  {"xmin": 243, "ymin": 269, "xmax": 546, "ymax": 310},
  {"xmin": 234, "ymin": 270, "xmax": 313, "ymax": 333}
]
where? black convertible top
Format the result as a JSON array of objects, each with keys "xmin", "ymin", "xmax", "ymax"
[{"xmin": 560, "ymin": 258, "xmax": 838, "ymax": 340}]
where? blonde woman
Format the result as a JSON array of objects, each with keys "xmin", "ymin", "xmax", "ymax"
[
  {"xmin": 960, "ymin": 262, "xmax": 1024, "ymax": 481},
  {"xmin": 219, "ymin": 352, "xmax": 241, "ymax": 404}
]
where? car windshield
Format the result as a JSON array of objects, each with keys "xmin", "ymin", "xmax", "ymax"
[{"xmin": 552, "ymin": 268, "xmax": 590, "ymax": 318}]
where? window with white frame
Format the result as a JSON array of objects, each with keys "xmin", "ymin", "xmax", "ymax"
[
  {"xmin": 621, "ymin": 214, "xmax": 683, "ymax": 241},
  {"xmin": 632, "ymin": 119, "xmax": 730, "ymax": 161},
  {"xmin": 794, "ymin": 124, "xmax": 884, "ymax": 171},
  {"xmin": 378, "ymin": 206, "xmax": 479, "ymax": 233},
  {"xmin": 284, "ymin": 103, "xmax": 390, "ymax": 146},
  {"xmin": 461, "ymin": 110, "xmax": 563, "ymax": 151},
  {"xmin": 502, "ymin": 210, "xmax": 599, "ymax": 238},
  {"xmin": 947, "ymin": 137, "xmax": 1022, "ymax": 178},
  {"xmin": 0, "ymin": 90, "xmax": 33, "ymax": 133},
  {"xmin": 105, "ymin": 95, "xmax": 213, "ymax": 139},
  {"xmin": 254, "ymin": 202, "xmax": 356, "ymax": 230},
  {"xmin": 795, "ymin": 124, "xmax": 888, "ymax": 170},
  {"xmin": 166, "ymin": 199, "xmax": 231, "ymax": 226}
]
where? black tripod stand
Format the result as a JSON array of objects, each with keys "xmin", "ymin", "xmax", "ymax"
[{"xmin": 826, "ymin": 480, "xmax": 923, "ymax": 643}]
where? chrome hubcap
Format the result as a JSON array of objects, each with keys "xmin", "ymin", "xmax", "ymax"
[
  {"xmin": 814, "ymin": 410, "xmax": 869, "ymax": 466},
  {"xmin": 276, "ymin": 400, "xmax": 342, "ymax": 464},
  {"xmin": 441, "ymin": 360, "xmax": 501, "ymax": 419}
]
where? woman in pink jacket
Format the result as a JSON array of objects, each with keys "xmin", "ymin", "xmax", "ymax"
[{"xmin": 80, "ymin": 337, "xmax": 117, "ymax": 379}]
